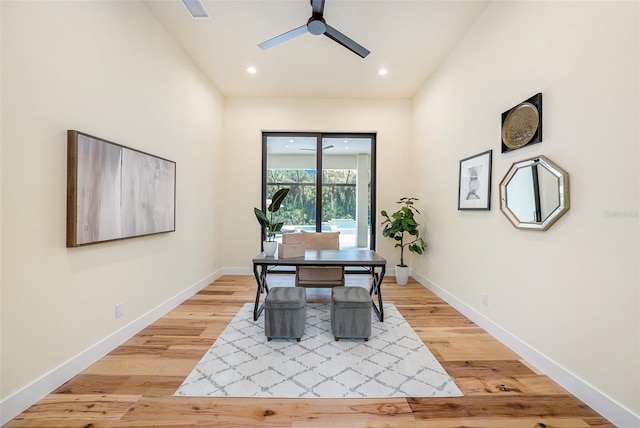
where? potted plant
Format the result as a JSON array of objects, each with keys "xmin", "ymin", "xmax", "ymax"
[
  {"xmin": 380, "ymin": 197, "xmax": 427, "ymax": 285},
  {"xmin": 254, "ymin": 188, "xmax": 290, "ymax": 256}
]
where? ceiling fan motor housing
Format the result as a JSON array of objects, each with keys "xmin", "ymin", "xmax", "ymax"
[{"xmin": 307, "ymin": 17, "xmax": 326, "ymax": 35}]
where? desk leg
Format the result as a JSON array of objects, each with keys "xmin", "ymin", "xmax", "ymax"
[
  {"xmin": 252, "ymin": 264, "xmax": 269, "ymax": 321},
  {"xmin": 369, "ymin": 265, "xmax": 385, "ymax": 321}
]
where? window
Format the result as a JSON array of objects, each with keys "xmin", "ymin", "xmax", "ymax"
[{"xmin": 261, "ymin": 132, "xmax": 376, "ymax": 250}]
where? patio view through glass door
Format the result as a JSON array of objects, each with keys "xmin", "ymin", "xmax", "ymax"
[{"xmin": 262, "ymin": 132, "xmax": 376, "ymax": 250}]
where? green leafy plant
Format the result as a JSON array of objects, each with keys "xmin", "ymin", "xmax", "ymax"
[
  {"xmin": 380, "ymin": 197, "xmax": 427, "ymax": 267},
  {"xmin": 254, "ymin": 188, "xmax": 290, "ymax": 241}
]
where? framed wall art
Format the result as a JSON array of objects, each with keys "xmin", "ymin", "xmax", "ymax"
[
  {"xmin": 67, "ymin": 130, "xmax": 176, "ymax": 247},
  {"xmin": 458, "ymin": 149, "xmax": 492, "ymax": 210},
  {"xmin": 501, "ymin": 93, "xmax": 542, "ymax": 153}
]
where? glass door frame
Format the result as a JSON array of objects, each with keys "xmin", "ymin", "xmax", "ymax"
[{"xmin": 261, "ymin": 131, "xmax": 377, "ymax": 250}]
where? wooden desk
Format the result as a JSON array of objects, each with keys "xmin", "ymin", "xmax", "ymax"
[{"xmin": 252, "ymin": 249, "xmax": 387, "ymax": 322}]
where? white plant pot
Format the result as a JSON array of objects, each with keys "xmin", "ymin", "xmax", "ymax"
[
  {"xmin": 263, "ymin": 241, "xmax": 277, "ymax": 257},
  {"xmin": 395, "ymin": 265, "xmax": 409, "ymax": 286}
]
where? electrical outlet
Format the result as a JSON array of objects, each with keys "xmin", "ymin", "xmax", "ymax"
[
  {"xmin": 115, "ymin": 302, "xmax": 124, "ymax": 318},
  {"xmin": 481, "ymin": 292, "xmax": 489, "ymax": 306}
]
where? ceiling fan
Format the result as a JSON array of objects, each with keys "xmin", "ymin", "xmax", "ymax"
[
  {"xmin": 258, "ymin": 0, "xmax": 370, "ymax": 58},
  {"xmin": 299, "ymin": 145, "xmax": 335, "ymax": 151}
]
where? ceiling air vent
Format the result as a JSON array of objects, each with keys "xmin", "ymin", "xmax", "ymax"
[{"xmin": 181, "ymin": 0, "xmax": 210, "ymax": 18}]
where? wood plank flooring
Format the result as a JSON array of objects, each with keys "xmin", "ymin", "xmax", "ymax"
[{"xmin": 5, "ymin": 275, "xmax": 614, "ymax": 427}]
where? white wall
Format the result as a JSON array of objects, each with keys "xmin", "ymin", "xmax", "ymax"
[
  {"xmin": 221, "ymin": 97, "xmax": 412, "ymax": 269},
  {"xmin": 0, "ymin": 3, "xmax": 4, "ymax": 407},
  {"xmin": 412, "ymin": 0, "xmax": 639, "ymax": 422},
  {"xmin": 1, "ymin": 0, "xmax": 223, "ymax": 413}
]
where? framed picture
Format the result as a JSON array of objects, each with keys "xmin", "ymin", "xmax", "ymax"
[
  {"xmin": 67, "ymin": 130, "xmax": 176, "ymax": 247},
  {"xmin": 501, "ymin": 93, "xmax": 542, "ymax": 153},
  {"xmin": 458, "ymin": 150, "xmax": 492, "ymax": 210}
]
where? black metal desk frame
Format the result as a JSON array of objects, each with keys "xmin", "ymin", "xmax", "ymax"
[{"xmin": 252, "ymin": 249, "xmax": 387, "ymax": 322}]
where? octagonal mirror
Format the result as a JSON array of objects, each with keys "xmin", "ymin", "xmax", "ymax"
[{"xmin": 499, "ymin": 155, "xmax": 570, "ymax": 231}]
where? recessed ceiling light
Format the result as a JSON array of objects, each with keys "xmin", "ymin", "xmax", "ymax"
[
  {"xmin": 378, "ymin": 68, "xmax": 388, "ymax": 76},
  {"xmin": 247, "ymin": 66, "xmax": 257, "ymax": 74}
]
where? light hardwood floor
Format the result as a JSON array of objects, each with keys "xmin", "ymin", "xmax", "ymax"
[{"xmin": 6, "ymin": 275, "xmax": 614, "ymax": 427}]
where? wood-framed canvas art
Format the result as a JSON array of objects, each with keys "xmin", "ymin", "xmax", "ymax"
[
  {"xmin": 67, "ymin": 130, "xmax": 176, "ymax": 247},
  {"xmin": 458, "ymin": 150, "xmax": 492, "ymax": 210}
]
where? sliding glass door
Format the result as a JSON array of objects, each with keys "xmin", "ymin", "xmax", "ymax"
[{"xmin": 262, "ymin": 132, "xmax": 376, "ymax": 250}]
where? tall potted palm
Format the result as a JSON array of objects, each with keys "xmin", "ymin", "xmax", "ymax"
[
  {"xmin": 254, "ymin": 188, "xmax": 289, "ymax": 256},
  {"xmin": 380, "ymin": 197, "xmax": 427, "ymax": 285}
]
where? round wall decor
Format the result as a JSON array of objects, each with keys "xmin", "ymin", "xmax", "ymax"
[
  {"xmin": 502, "ymin": 102, "xmax": 539, "ymax": 149},
  {"xmin": 501, "ymin": 93, "xmax": 542, "ymax": 153}
]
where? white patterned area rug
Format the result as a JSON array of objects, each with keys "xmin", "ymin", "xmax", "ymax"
[{"xmin": 174, "ymin": 302, "xmax": 463, "ymax": 399}]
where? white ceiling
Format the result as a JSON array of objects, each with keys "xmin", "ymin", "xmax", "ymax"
[{"xmin": 144, "ymin": 0, "xmax": 489, "ymax": 98}]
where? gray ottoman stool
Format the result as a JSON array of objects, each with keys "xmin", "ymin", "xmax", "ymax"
[
  {"xmin": 331, "ymin": 286, "xmax": 371, "ymax": 341},
  {"xmin": 264, "ymin": 287, "xmax": 306, "ymax": 342}
]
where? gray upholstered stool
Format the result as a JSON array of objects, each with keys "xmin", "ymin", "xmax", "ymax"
[
  {"xmin": 331, "ymin": 286, "xmax": 371, "ymax": 341},
  {"xmin": 264, "ymin": 287, "xmax": 306, "ymax": 342}
]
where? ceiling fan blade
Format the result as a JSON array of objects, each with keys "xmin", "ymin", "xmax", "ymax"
[
  {"xmin": 258, "ymin": 24, "xmax": 308, "ymax": 50},
  {"xmin": 324, "ymin": 24, "xmax": 370, "ymax": 58},
  {"xmin": 311, "ymin": 0, "xmax": 325, "ymax": 16},
  {"xmin": 299, "ymin": 145, "xmax": 334, "ymax": 151}
]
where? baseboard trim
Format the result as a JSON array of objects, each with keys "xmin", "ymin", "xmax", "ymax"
[
  {"xmin": 0, "ymin": 269, "xmax": 223, "ymax": 426},
  {"xmin": 411, "ymin": 270, "xmax": 640, "ymax": 428}
]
